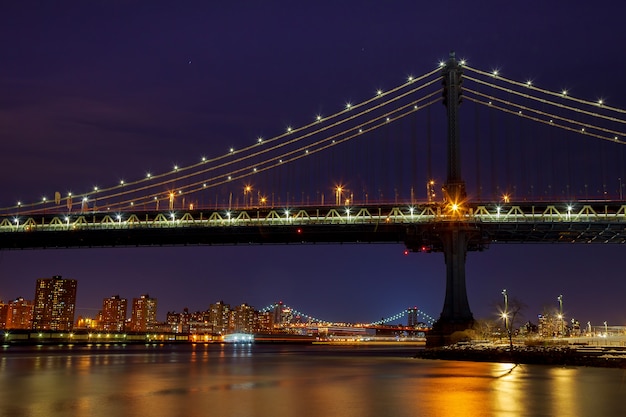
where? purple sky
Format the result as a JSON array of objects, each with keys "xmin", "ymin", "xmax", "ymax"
[{"xmin": 1, "ymin": 1, "xmax": 626, "ymax": 326}]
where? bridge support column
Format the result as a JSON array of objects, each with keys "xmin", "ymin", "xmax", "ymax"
[{"xmin": 427, "ymin": 225, "xmax": 474, "ymax": 346}]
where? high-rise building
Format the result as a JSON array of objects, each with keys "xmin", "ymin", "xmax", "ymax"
[
  {"xmin": 101, "ymin": 295, "xmax": 127, "ymax": 332},
  {"xmin": 232, "ymin": 303, "xmax": 257, "ymax": 334},
  {"xmin": 130, "ymin": 294, "xmax": 157, "ymax": 332},
  {"xmin": 6, "ymin": 297, "xmax": 34, "ymax": 329},
  {"xmin": 32, "ymin": 275, "xmax": 78, "ymax": 331},
  {"xmin": 167, "ymin": 308, "xmax": 191, "ymax": 333},
  {"xmin": 272, "ymin": 302, "xmax": 293, "ymax": 327},
  {"xmin": 208, "ymin": 301, "xmax": 230, "ymax": 334},
  {"xmin": 0, "ymin": 301, "xmax": 7, "ymax": 329}
]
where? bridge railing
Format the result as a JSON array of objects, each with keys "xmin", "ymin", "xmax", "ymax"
[{"xmin": 1, "ymin": 202, "xmax": 626, "ymax": 233}]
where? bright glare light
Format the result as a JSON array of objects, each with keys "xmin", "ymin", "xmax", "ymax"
[
  {"xmin": 561, "ymin": 89, "xmax": 568, "ymax": 96},
  {"xmin": 451, "ymin": 203, "xmax": 459, "ymax": 211},
  {"xmin": 597, "ymin": 99, "xmax": 604, "ymax": 105},
  {"xmin": 407, "ymin": 75, "xmax": 414, "ymax": 82},
  {"xmin": 287, "ymin": 126, "xmax": 293, "ymax": 132},
  {"xmin": 567, "ymin": 205, "xmax": 573, "ymax": 212},
  {"xmin": 345, "ymin": 103, "xmax": 352, "ymax": 110},
  {"xmin": 93, "ymin": 186, "xmax": 98, "ymax": 191},
  {"xmin": 316, "ymin": 114, "xmax": 322, "ymax": 121},
  {"xmin": 146, "ymin": 173, "xmax": 151, "ymax": 178},
  {"xmin": 229, "ymin": 147, "xmax": 234, "ymax": 153},
  {"xmin": 376, "ymin": 89, "xmax": 382, "ymax": 96},
  {"xmin": 459, "ymin": 59, "xmax": 466, "ymax": 65},
  {"xmin": 174, "ymin": 165, "xmax": 178, "ymax": 171},
  {"xmin": 201, "ymin": 156, "xmax": 207, "ymax": 162},
  {"xmin": 526, "ymin": 80, "xmax": 532, "ymax": 86},
  {"xmin": 492, "ymin": 69, "xmax": 499, "ymax": 76},
  {"xmin": 120, "ymin": 180, "xmax": 125, "ymax": 185}
]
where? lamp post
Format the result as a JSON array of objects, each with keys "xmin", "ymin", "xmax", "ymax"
[
  {"xmin": 557, "ymin": 294, "xmax": 563, "ymax": 337},
  {"xmin": 335, "ymin": 185, "xmax": 343, "ymax": 206},
  {"xmin": 502, "ymin": 289, "xmax": 512, "ymax": 347}
]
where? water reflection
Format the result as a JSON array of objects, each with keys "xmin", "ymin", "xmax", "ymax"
[{"xmin": 1, "ymin": 345, "xmax": 625, "ymax": 417}]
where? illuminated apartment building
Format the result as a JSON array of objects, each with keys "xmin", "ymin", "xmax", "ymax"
[
  {"xmin": 130, "ymin": 294, "xmax": 157, "ymax": 332},
  {"xmin": 6, "ymin": 297, "xmax": 34, "ymax": 329},
  {"xmin": 208, "ymin": 301, "xmax": 230, "ymax": 334},
  {"xmin": 101, "ymin": 295, "xmax": 127, "ymax": 332},
  {"xmin": 32, "ymin": 275, "xmax": 78, "ymax": 331},
  {"xmin": 232, "ymin": 303, "xmax": 257, "ymax": 334},
  {"xmin": 0, "ymin": 301, "xmax": 7, "ymax": 329}
]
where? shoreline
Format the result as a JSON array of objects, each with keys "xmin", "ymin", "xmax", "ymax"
[{"xmin": 414, "ymin": 344, "xmax": 626, "ymax": 368}]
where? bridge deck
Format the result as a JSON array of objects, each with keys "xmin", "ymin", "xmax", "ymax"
[{"xmin": 1, "ymin": 202, "xmax": 625, "ymax": 250}]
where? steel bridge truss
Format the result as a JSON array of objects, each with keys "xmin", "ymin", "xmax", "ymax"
[{"xmin": 1, "ymin": 201, "xmax": 625, "ymax": 250}]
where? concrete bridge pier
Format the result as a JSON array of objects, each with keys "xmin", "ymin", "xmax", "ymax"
[{"xmin": 427, "ymin": 224, "xmax": 475, "ymax": 346}]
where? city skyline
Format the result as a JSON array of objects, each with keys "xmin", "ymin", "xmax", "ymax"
[
  {"xmin": 1, "ymin": 2, "xmax": 626, "ymax": 327},
  {"xmin": 0, "ymin": 273, "xmax": 606, "ymax": 331}
]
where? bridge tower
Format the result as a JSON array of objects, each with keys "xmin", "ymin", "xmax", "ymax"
[{"xmin": 428, "ymin": 52, "xmax": 474, "ymax": 346}]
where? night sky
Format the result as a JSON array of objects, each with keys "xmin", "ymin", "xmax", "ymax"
[{"xmin": 1, "ymin": 1, "xmax": 626, "ymax": 327}]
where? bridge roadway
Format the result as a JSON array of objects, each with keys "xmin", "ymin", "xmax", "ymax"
[{"xmin": 1, "ymin": 201, "xmax": 625, "ymax": 250}]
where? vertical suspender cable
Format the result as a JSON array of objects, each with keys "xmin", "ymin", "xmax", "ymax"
[
  {"xmin": 490, "ymin": 105, "xmax": 496, "ymax": 199},
  {"xmin": 411, "ymin": 109, "xmax": 418, "ymax": 203},
  {"xmin": 426, "ymin": 106, "xmax": 432, "ymax": 195},
  {"xmin": 474, "ymin": 104, "xmax": 481, "ymax": 200}
]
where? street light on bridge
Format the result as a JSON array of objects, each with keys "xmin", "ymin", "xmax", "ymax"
[
  {"xmin": 335, "ymin": 185, "xmax": 344, "ymax": 206},
  {"xmin": 243, "ymin": 185, "xmax": 252, "ymax": 208}
]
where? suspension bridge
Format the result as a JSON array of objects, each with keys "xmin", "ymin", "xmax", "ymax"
[
  {"xmin": 258, "ymin": 302, "xmax": 436, "ymax": 327},
  {"xmin": 2, "ymin": 52, "xmax": 625, "ymax": 344}
]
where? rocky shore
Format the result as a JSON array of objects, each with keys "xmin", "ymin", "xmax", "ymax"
[{"xmin": 415, "ymin": 344, "xmax": 626, "ymax": 368}]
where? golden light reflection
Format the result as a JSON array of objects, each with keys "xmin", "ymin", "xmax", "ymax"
[
  {"xmin": 548, "ymin": 367, "xmax": 577, "ymax": 417},
  {"xmin": 491, "ymin": 362, "xmax": 527, "ymax": 416}
]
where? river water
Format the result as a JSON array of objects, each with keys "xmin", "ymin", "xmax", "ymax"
[{"xmin": 1, "ymin": 343, "xmax": 625, "ymax": 417}]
